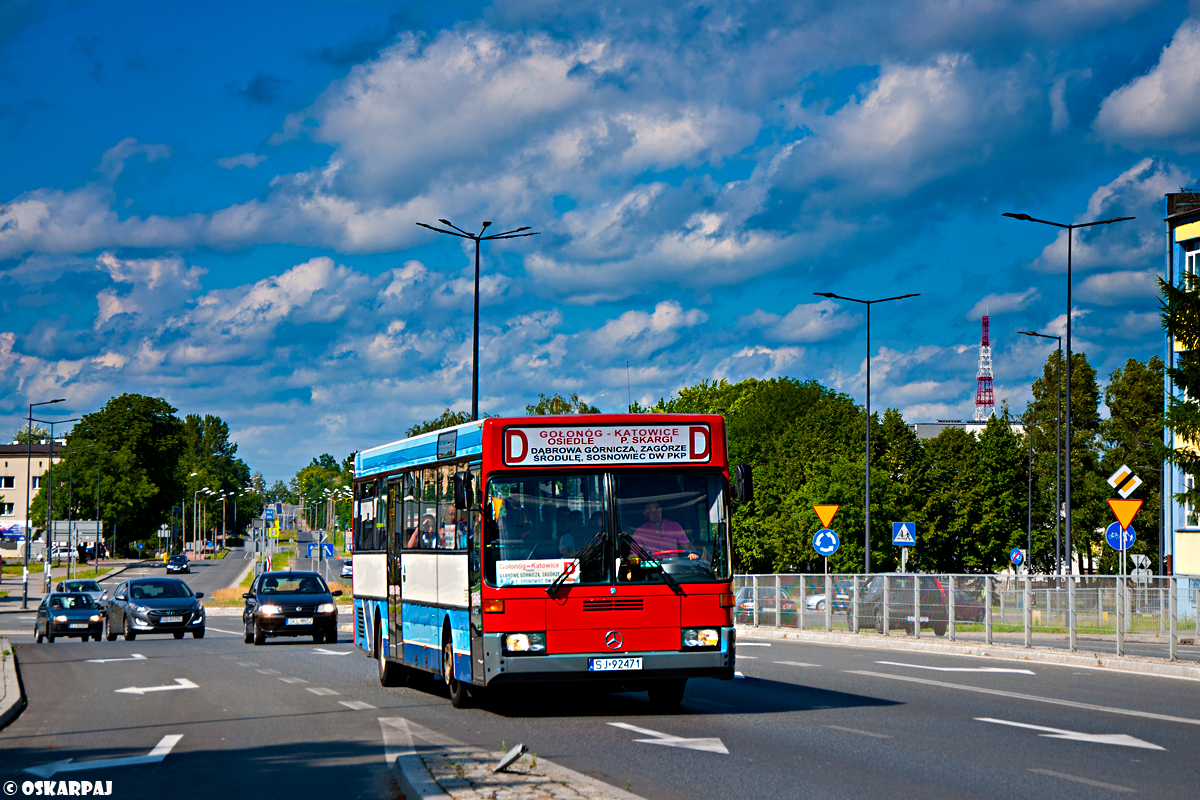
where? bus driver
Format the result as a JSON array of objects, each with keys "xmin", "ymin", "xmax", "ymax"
[{"xmin": 633, "ymin": 502, "xmax": 700, "ymax": 559}]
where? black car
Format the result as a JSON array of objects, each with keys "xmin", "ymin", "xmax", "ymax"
[
  {"xmin": 859, "ymin": 575, "xmax": 950, "ymax": 636},
  {"xmin": 166, "ymin": 554, "xmax": 190, "ymax": 574},
  {"xmin": 242, "ymin": 570, "xmax": 341, "ymax": 645},
  {"xmin": 103, "ymin": 577, "xmax": 206, "ymax": 640},
  {"xmin": 35, "ymin": 593, "xmax": 103, "ymax": 643}
]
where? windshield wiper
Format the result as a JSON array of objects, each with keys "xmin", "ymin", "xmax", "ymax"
[
  {"xmin": 546, "ymin": 526, "xmax": 608, "ymax": 596},
  {"xmin": 618, "ymin": 532, "xmax": 685, "ymax": 596}
]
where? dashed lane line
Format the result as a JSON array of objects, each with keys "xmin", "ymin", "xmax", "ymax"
[
  {"xmin": 775, "ymin": 661, "xmax": 821, "ymax": 667},
  {"xmin": 827, "ymin": 725, "xmax": 891, "ymax": 739},
  {"xmin": 279, "ymin": 677, "xmax": 307, "ymax": 684},
  {"xmin": 307, "ymin": 687, "xmax": 340, "ymax": 696},
  {"xmin": 339, "ymin": 700, "xmax": 377, "ymax": 710},
  {"xmin": 1028, "ymin": 768, "xmax": 1135, "ymax": 793},
  {"xmin": 876, "ymin": 660, "xmax": 1035, "ymax": 675}
]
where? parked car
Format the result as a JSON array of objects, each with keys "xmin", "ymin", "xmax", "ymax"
[
  {"xmin": 103, "ymin": 577, "xmax": 205, "ymax": 640},
  {"xmin": 952, "ymin": 588, "xmax": 986, "ymax": 623},
  {"xmin": 859, "ymin": 575, "xmax": 950, "ymax": 636},
  {"xmin": 54, "ymin": 579, "xmax": 104, "ymax": 605},
  {"xmin": 733, "ymin": 586, "xmax": 798, "ymax": 623},
  {"xmin": 242, "ymin": 570, "xmax": 341, "ymax": 645},
  {"xmin": 166, "ymin": 554, "xmax": 191, "ymax": 574},
  {"xmin": 34, "ymin": 593, "xmax": 102, "ymax": 643},
  {"xmin": 806, "ymin": 581, "xmax": 853, "ymax": 612},
  {"xmin": 340, "ymin": 559, "xmax": 353, "ymax": 579}
]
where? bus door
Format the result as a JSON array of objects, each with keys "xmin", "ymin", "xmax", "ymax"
[{"xmin": 390, "ymin": 473, "xmax": 418, "ymax": 659}]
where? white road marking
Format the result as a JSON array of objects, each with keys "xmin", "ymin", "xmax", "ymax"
[
  {"xmin": 738, "ymin": 655, "xmax": 757, "ymax": 659},
  {"xmin": 313, "ymin": 648, "xmax": 352, "ymax": 656},
  {"xmin": 236, "ymin": 661, "xmax": 258, "ymax": 667},
  {"xmin": 115, "ymin": 678, "xmax": 198, "ymax": 695},
  {"xmin": 1028, "ymin": 768, "xmax": 1136, "ymax": 792},
  {"xmin": 205, "ymin": 627, "xmax": 243, "ymax": 635},
  {"xmin": 877, "ymin": 660, "xmax": 1035, "ymax": 675},
  {"xmin": 734, "ymin": 671, "xmax": 745, "ymax": 679},
  {"xmin": 256, "ymin": 669, "xmax": 280, "ymax": 675},
  {"xmin": 87, "ymin": 654, "xmax": 146, "ymax": 663},
  {"xmin": 307, "ymin": 687, "xmax": 340, "ymax": 696},
  {"xmin": 24, "ymin": 734, "xmax": 184, "ymax": 778},
  {"xmin": 977, "ymin": 718, "xmax": 1164, "ymax": 750},
  {"xmin": 378, "ymin": 717, "xmax": 461, "ymax": 765},
  {"xmin": 849, "ymin": 670, "xmax": 1200, "ymax": 726},
  {"xmin": 827, "ymin": 725, "xmax": 890, "ymax": 739},
  {"xmin": 608, "ymin": 722, "xmax": 729, "ymax": 754},
  {"xmin": 339, "ymin": 700, "xmax": 377, "ymax": 710},
  {"xmin": 279, "ymin": 677, "xmax": 308, "ymax": 684},
  {"xmin": 776, "ymin": 661, "xmax": 820, "ymax": 667},
  {"xmin": 739, "ymin": 643, "xmax": 771, "ymax": 647}
]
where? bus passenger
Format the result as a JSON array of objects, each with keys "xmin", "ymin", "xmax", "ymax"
[
  {"xmin": 407, "ymin": 514, "xmax": 438, "ymax": 548},
  {"xmin": 633, "ymin": 502, "xmax": 700, "ymax": 559}
]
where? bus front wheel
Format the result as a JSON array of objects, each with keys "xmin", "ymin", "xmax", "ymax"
[
  {"xmin": 377, "ymin": 622, "xmax": 402, "ymax": 687},
  {"xmin": 647, "ymin": 678, "xmax": 687, "ymax": 710},
  {"xmin": 443, "ymin": 639, "xmax": 470, "ymax": 708}
]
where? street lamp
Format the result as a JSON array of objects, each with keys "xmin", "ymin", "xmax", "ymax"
[
  {"xmin": 416, "ymin": 218, "xmax": 540, "ymax": 420},
  {"xmin": 1004, "ymin": 211, "xmax": 1134, "ymax": 574},
  {"xmin": 1019, "ymin": 330, "xmax": 1063, "ymax": 575},
  {"xmin": 22, "ymin": 398, "xmax": 65, "ymax": 609},
  {"xmin": 812, "ymin": 292, "xmax": 920, "ymax": 573},
  {"xmin": 33, "ymin": 416, "xmax": 78, "ymax": 592}
]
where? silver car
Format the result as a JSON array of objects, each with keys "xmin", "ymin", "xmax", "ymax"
[{"xmin": 55, "ymin": 578, "xmax": 105, "ymax": 605}]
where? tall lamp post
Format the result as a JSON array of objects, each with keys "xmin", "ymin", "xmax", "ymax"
[
  {"xmin": 1019, "ymin": 330, "xmax": 1063, "ymax": 574},
  {"xmin": 37, "ymin": 416, "xmax": 78, "ymax": 592},
  {"xmin": 812, "ymin": 291, "xmax": 920, "ymax": 573},
  {"xmin": 1004, "ymin": 212, "xmax": 1134, "ymax": 574},
  {"xmin": 416, "ymin": 219, "xmax": 540, "ymax": 420},
  {"xmin": 22, "ymin": 398, "xmax": 65, "ymax": 609}
]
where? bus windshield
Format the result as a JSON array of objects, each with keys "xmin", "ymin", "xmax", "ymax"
[{"xmin": 483, "ymin": 470, "xmax": 730, "ymax": 587}]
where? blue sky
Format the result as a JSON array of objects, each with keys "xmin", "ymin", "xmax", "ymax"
[{"xmin": 2, "ymin": 0, "xmax": 1198, "ymax": 481}]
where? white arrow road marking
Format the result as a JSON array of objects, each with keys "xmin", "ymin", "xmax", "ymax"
[
  {"xmin": 608, "ymin": 722, "xmax": 729, "ymax": 754},
  {"xmin": 115, "ymin": 678, "xmax": 197, "ymax": 695},
  {"xmin": 848, "ymin": 670, "xmax": 1200, "ymax": 726},
  {"xmin": 87, "ymin": 653, "xmax": 146, "ymax": 663},
  {"xmin": 24, "ymin": 735, "xmax": 183, "ymax": 778},
  {"xmin": 977, "ymin": 718, "xmax": 1163, "ymax": 750},
  {"xmin": 776, "ymin": 661, "xmax": 820, "ymax": 667},
  {"xmin": 313, "ymin": 648, "xmax": 352, "ymax": 655},
  {"xmin": 877, "ymin": 661, "xmax": 1035, "ymax": 674}
]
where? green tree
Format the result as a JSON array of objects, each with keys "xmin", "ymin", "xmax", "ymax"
[
  {"xmin": 525, "ymin": 393, "xmax": 600, "ymax": 415},
  {"xmin": 406, "ymin": 409, "xmax": 472, "ymax": 437},
  {"xmin": 12, "ymin": 423, "xmax": 49, "ymax": 444}
]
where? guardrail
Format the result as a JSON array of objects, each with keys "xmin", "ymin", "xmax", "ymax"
[{"xmin": 732, "ymin": 573, "xmax": 1200, "ymax": 660}]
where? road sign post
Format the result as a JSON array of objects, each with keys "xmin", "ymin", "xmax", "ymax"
[{"xmin": 892, "ymin": 523, "xmax": 915, "ymax": 571}]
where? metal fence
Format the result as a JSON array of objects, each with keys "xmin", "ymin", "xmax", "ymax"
[{"xmin": 732, "ymin": 573, "xmax": 1200, "ymax": 660}]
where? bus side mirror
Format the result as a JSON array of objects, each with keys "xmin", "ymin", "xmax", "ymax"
[
  {"xmin": 733, "ymin": 464, "xmax": 753, "ymax": 505},
  {"xmin": 454, "ymin": 472, "xmax": 474, "ymax": 510}
]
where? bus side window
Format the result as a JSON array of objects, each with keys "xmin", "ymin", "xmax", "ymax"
[
  {"xmin": 402, "ymin": 472, "xmax": 419, "ymax": 549},
  {"xmin": 419, "ymin": 467, "xmax": 439, "ymax": 549}
]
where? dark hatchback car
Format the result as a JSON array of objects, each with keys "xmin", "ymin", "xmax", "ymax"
[
  {"xmin": 166, "ymin": 554, "xmax": 191, "ymax": 574},
  {"xmin": 243, "ymin": 570, "xmax": 341, "ymax": 645},
  {"xmin": 103, "ymin": 577, "xmax": 206, "ymax": 640},
  {"xmin": 859, "ymin": 575, "xmax": 950, "ymax": 636},
  {"xmin": 35, "ymin": 593, "xmax": 103, "ymax": 643}
]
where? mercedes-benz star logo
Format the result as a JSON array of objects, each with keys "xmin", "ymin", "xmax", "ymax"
[{"xmin": 604, "ymin": 630, "xmax": 623, "ymax": 650}]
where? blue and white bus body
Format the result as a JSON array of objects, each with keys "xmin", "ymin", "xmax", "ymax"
[{"xmin": 352, "ymin": 420, "xmax": 482, "ymax": 684}]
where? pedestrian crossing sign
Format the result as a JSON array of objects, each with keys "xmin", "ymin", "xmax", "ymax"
[{"xmin": 892, "ymin": 522, "xmax": 916, "ymax": 546}]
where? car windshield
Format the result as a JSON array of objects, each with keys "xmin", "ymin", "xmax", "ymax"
[
  {"xmin": 482, "ymin": 470, "xmax": 731, "ymax": 586},
  {"xmin": 129, "ymin": 580, "xmax": 194, "ymax": 600},
  {"xmin": 49, "ymin": 594, "xmax": 95, "ymax": 609},
  {"xmin": 259, "ymin": 574, "xmax": 328, "ymax": 594},
  {"xmin": 63, "ymin": 580, "xmax": 100, "ymax": 592},
  {"xmin": 169, "ymin": 556, "xmax": 186, "ymax": 562}
]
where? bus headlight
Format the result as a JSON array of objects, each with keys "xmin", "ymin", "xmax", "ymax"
[
  {"xmin": 503, "ymin": 632, "xmax": 546, "ymax": 654},
  {"xmin": 682, "ymin": 628, "xmax": 720, "ymax": 648}
]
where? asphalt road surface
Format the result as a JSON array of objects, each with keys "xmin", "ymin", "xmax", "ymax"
[{"xmin": 2, "ymin": 615, "xmax": 1198, "ymax": 799}]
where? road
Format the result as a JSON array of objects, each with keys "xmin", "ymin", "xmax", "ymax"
[{"xmin": 2, "ymin": 617, "xmax": 1198, "ymax": 798}]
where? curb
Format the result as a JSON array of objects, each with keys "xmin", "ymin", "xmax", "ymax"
[
  {"xmin": 229, "ymin": 555, "xmax": 257, "ymax": 590},
  {"xmin": 736, "ymin": 625, "xmax": 1200, "ymax": 681},
  {"xmin": 390, "ymin": 745, "xmax": 647, "ymax": 800},
  {"xmin": 0, "ymin": 637, "xmax": 25, "ymax": 730}
]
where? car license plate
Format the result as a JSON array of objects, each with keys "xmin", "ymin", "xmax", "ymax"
[
  {"xmin": 286, "ymin": 617, "xmax": 313, "ymax": 625},
  {"xmin": 159, "ymin": 616, "xmax": 183, "ymax": 623},
  {"xmin": 905, "ymin": 616, "xmax": 930, "ymax": 623},
  {"xmin": 69, "ymin": 623, "xmax": 88, "ymax": 629},
  {"xmin": 589, "ymin": 657, "xmax": 642, "ymax": 672}
]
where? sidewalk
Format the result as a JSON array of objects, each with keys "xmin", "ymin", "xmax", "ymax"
[{"xmin": 386, "ymin": 716, "xmax": 646, "ymax": 800}]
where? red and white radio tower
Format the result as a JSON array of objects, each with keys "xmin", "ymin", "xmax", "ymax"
[{"xmin": 974, "ymin": 314, "xmax": 994, "ymax": 420}]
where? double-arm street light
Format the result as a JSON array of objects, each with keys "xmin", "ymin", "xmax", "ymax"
[
  {"xmin": 1019, "ymin": 330, "xmax": 1063, "ymax": 575},
  {"xmin": 813, "ymin": 292, "xmax": 921, "ymax": 573},
  {"xmin": 1004, "ymin": 212, "xmax": 1134, "ymax": 574},
  {"xmin": 23, "ymin": 398, "xmax": 65, "ymax": 609},
  {"xmin": 416, "ymin": 219, "xmax": 540, "ymax": 420}
]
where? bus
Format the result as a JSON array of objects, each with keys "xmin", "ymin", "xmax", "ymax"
[{"xmin": 351, "ymin": 414, "xmax": 748, "ymax": 708}]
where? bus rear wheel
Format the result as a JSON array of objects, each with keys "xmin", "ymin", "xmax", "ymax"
[
  {"xmin": 377, "ymin": 622, "xmax": 402, "ymax": 687},
  {"xmin": 647, "ymin": 678, "xmax": 687, "ymax": 710}
]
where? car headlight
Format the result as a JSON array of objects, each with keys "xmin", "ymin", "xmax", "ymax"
[
  {"xmin": 682, "ymin": 628, "xmax": 720, "ymax": 648},
  {"xmin": 503, "ymin": 632, "xmax": 546, "ymax": 654},
  {"xmin": 89, "ymin": 615, "xmax": 101, "ymax": 622},
  {"xmin": 317, "ymin": 603, "xmax": 336, "ymax": 614},
  {"xmin": 260, "ymin": 604, "xmax": 282, "ymax": 615},
  {"xmin": 131, "ymin": 605, "xmax": 149, "ymax": 614},
  {"xmin": 54, "ymin": 614, "xmax": 67, "ymax": 623}
]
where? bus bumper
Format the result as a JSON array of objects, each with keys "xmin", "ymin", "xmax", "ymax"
[{"xmin": 481, "ymin": 626, "xmax": 737, "ymax": 685}]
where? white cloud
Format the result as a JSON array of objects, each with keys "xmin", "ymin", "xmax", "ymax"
[
  {"xmin": 967, "ymin": 288, "xmax": 1039, "ymax": 319},
  {"xmin": 1094, "ymin": 19, "xmax": 1200, "ymax": 152},
  {"xmin": 1076, "ymin": 269, "xmax": 1159, "ymax": 306},
  {"xmin": 742, "ymin": 300, "xmax": 861, "ymax": 343},
  {"xmin": 94, "ymin": 252, "xmax": 206, "ymax": 329},
  {"xmin": 586, "ymin": 301, "xmax": 708, "ymax": 360},
  {"xmin": 98, "ymin": 137, "xmax": 171, "ymax": 181},
  {"xmin": 217, "ymin": 153, "xmax": 267, "ymax": 169}
]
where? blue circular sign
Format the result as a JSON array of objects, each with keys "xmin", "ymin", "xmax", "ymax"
[
  {"xmin": 813, "ymin": 528, "xmax": 840, "ymax": 556},
  {"xmin": 1105, "ymin": 522, "xmax": 1135, "ymax": 551},
  {"xmin": 1009, "ymin": 548, "xmax": 1024, "ymax": 566}
]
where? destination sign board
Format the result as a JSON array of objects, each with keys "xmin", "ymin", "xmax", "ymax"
[{"xmin": 502, "ymin": 424, "xmax": 712, "ymax": 467}]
